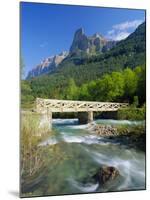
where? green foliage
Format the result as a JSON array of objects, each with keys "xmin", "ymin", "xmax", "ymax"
[
  {"xmin": 22, "ymin": 23, "xmax": 145, "ymax": 108},
  {"xmin": 65, "ymin": 78, "xmax": 79, "ymax": 100},
  {"xmin": 136, "ymin": 66, "xmax": 146, "ymax": 104},
  {"xmin": 22, "ymin": 65, "xmax": 145, "ymax": 109},
  {"xmin": 95, "ymin": 72, "xmax": 124, "ymax": 101},
  {"xmin": 77, "ymin": 66, "xmax": 145, "ymax": 104},
  {"xmin": 132, "ymin": 96, "xmax": 139, "ymax": 108},
  {"xmin": 117, "ymin": 106, "xmax": 145, "ymax": 120},
  {"xmin": 123, "ymin": 68, "xmax": 138, "ymax": 100},
  {"xmin": 21, "ymin": 80, "xmax": 35, "ymax": 109},
  {"xmin": 78, "ymin": 83, "xmax": 90, "ymax": 100}
]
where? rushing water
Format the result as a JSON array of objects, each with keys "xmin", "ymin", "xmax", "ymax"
[{"xmin": 24, "ymin": 119, "xmax": 146, "ymax": 196}]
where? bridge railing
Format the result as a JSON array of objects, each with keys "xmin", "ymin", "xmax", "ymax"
[{"xmin": 36, "ymin": 98, "xmax": 129, "ymax": 113}]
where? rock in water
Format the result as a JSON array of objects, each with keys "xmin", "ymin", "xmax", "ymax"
[
  {"xmin": 92, "ymin": 124, "xmax": 118, "ymax": 136},
  {"xmin": 93, "ymin": 166, "xmax": 119, "ymax": 186}
]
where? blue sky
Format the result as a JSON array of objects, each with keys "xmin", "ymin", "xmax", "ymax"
[{"xmin": 20, "ymin": 2, "xmax": 145, "ymax": 77}]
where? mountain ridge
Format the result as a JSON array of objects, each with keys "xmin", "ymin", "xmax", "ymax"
[
  {"xmin": 26, "ymin": 27, "xmax": 116, "ymax": 79},
  {"xmin": 26, "ymin": 51, "xmax": 68, "ymax": 79},
  {"xmin": 26, "ymin": 22, "xmax": 145, "ymax": 80}
]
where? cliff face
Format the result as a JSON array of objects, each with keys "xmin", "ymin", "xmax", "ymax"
[
  {"xmin": 26, "ymin": 51, "xmax": 68, "ymax": 79},
  {"xmin": 69, "ymin": 28, "xmax": 116, "ymax": 56}
]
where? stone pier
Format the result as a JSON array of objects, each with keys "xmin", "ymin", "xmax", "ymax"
[
  {"xmin": 88, "ymin": 111, "xmax": 93, "ymax": 123},
  {"xmin": 40, "ymin": 111, "xmax": 52, "ymax": 130},
  {"xmin": 78, "ymin": 111, "xmax": 93, "ymax": 124}
]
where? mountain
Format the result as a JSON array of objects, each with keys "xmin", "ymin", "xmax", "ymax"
[
  {"xmin": 50, "ymin": 22, "xmax": 145, "ymax": 84},
  {"xmin": 69, "ymin": 28, "xmax": 116, "ymax": 56},
  {"xmin": 27, "ymin": 22, "xmax": 145, "ymax": 86},
  {"xmin": 27, "ymin": 51, "xmax": 68, "ymax": 79},
  {"xmin": 27, "ymin": 28, "xmax": 116, "ymax": 79},
  {"xmin": 23, "ymin": 22, "xmax": 145, "ymax": 105}
]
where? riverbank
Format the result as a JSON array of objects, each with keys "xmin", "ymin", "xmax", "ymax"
[{"xmin": 88, "ymin": 122, "xmax": 146, "ymax": 151}]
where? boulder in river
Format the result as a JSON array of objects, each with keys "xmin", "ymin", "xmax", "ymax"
[
  {"xmin": 93, "ymin": 166, "xmax": 119, "ymax": 186},
  {"xmin": 88, "ymin": 124, "xmax": 118, "ymax": 136}
]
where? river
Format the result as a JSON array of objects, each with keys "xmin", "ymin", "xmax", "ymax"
[{"xmin": 23, "ymin": 119, "xmax": 146, "ymax": 196}]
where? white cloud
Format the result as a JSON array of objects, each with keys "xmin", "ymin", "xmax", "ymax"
[
  {"xmin": 107, "ymin": 30, "xmax": 130, "ymax": 41},
  {"xmin": 113, "ymin": 20, "xmax": 143, "ymax": 31},
  {"xmin": 106, "ymin": 19, "xmax": 144, "ymax": 41},
  {"xmin": 113, "ymin": 31, "xmax": 130, "ymax": 41}
]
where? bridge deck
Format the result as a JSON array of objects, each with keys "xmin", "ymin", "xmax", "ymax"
[{"xmin": 36, "ymin": 98, "xmax": 128, "ymax": 113}]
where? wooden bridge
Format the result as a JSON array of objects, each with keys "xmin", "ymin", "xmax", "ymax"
[{"xmin": 36, "ymin": 98, "xmax": 128, "ymax": 130}]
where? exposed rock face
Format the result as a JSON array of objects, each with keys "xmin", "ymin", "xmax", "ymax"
[
  {"xmin": 27, "ymin": 28, "xmax": 116, "ymax": 79},
  {"xmin": 93, "ymin": 166, "xmax": 120, "ymax": 186},
  {"xmin": 70, "ymin": 28, "xmax": 116, "ymax": 56},
  {"xmin": 26, "ymin": 51, "xmax": 68, "ymax": 79},
  {"xmin": 70, "ymin": 28, "xmax": 89, "ymax": 54}
]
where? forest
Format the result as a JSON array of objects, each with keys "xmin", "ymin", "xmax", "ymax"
[
  {"xmin": 21, "ymin": 22, "xmax": 146, "ymax": 121},
  {"xmin": 21, "ymin": 65, "xmax": 145, "ymax": 107}
]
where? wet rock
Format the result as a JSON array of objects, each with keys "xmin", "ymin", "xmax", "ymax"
[
  {"xmin": 93, "ymin": 166, "xmax": 119, "ymax": 185},
  {"xmin": 90, "ymin": 124, "xmax": 118, "ymax": 136}
]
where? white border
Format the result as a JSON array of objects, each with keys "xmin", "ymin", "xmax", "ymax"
[{"xmin": 0, "ymin": 0, "xmax": 149, "ymax": 199}]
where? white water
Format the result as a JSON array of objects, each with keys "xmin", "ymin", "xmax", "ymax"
[
  {"xmin": 67, "ymin": 177, "xmax": 99, "ymax": 192},
  {"xmin": 96, "ymin": 119, "xmax": 145, "ymax": 126},
  {"xmin": 52, "ymin": 118, "xmax": 79, "ymax": 125},
  {"xmin": 41, "ymin": 118, "xmax": 145, "ymax": 193}
]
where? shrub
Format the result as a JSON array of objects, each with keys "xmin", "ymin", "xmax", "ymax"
[{"xmin": 117, "ymin": 107, "xmax": 145, "ymax": 120}]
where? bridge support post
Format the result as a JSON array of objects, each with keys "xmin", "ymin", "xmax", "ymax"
[
  {"xmin": 88, "ymin": 111, "xmax": 93, "ymax": 123},
  {"xmin": 40, "ymin": 111, "xmax": 52, "ymax": 131},
  {"xmin": 78, "ymin": 111, "xmax": 93, "ymax": 124},
  {"xmin": 48, "ymin": 111, "xmax": 52, "ymax": 130}
]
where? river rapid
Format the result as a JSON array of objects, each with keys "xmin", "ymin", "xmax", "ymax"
[{"xmin": 24, "ymin": 119, "xmax": 146, "ymax": 196}]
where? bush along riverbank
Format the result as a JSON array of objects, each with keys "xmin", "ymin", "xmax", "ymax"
[
  {"xmin": 88, "ymin": 122, "xmax": 146, "ymax": 152},
  {"xmin": 20, "ymin": 112, "xmax": 54, "ymax": 196},
  {"xmin": 117, "ymin": 105, "xmax": 145, "ymax": 121}
]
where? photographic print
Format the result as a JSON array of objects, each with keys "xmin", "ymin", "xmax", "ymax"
[{"xmin": 20, "ymin": 2, "xmax": 146, "ymax": 198}]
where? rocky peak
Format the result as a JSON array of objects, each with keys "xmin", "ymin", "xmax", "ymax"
[
  {"xmin": 26, "ymin": 51, "xmax": 68, "ymax": 79},
  {"xmin": 70, "ymin": 28, "xmax": 88, "ymax": 54},
  {"xmin": 92, "ymin": 33, "xmax": 101, "ymax": 38},
  {"xmin": 69, "ymin": 28, "xmax": 116, "ymax": 56},
  {"xmin": 53, "ymin": 51, "xmax": 68, "ymax": 66},
  {"xmin": 75, "ymin": 27, "xmax": 84, "ymax": 37},
  {"xmin": 59, "ymin": 51, "xmax": 68, "ymax": 57}
]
